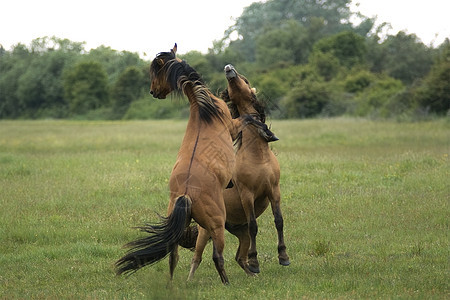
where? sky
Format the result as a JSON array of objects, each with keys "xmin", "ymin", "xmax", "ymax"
[{"xmin": 1, "ymin": 0, "xmax": 449, "ymax": 58}]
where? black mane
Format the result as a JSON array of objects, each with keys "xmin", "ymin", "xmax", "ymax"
[{"xmin": 150, "ymin": 52, "xmax": 220, "ymax": 123}]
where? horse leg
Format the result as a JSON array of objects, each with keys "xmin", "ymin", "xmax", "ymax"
[
  {"xmin": 269, "ymin": 185, "xmax": 290, "ymax": 266},
  {"xmin": 236, "ymin": 226, "xmax": 256, "ymax": 276},
  {"xmin": 169, "ymin": 245, "xmax": 179, "ymax": 280},
  {"xmin": 188, "ymin": 226, "xmax": 209, "ymax": 281},
  {"xmin": 240, "ymin": 189, "xmax": 260, "ymax": 273},
  {"xmin": 227, "ymin": 224, "xmax": 256, "ymax": 276},
  {"xmin": 210, "ymin": 226, "xmax": 229, "ymax": 284},
  {"xmin": 247, "ymin": 213, "xmax": 260, "ymax": 273}
]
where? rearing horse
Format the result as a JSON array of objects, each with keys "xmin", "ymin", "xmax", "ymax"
[
  {"xmin": 116, "ymin": 44, "xmax": 240, "ymax": 284},
  {"xmin": 221, "ymin": 64, "xmax": 290, "ymax": 274}
]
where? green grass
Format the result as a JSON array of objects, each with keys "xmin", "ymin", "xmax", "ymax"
[{"xmin": 0, "ymin": 118, "xmax": 448, "ymax": 299}]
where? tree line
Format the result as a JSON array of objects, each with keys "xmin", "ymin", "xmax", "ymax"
[{"xmin": 1, "ymin": 0, "xmax": 448, "ymax": 120}]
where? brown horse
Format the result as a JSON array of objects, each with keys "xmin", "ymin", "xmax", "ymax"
[
  {"xmin": 116, "ymin": 45, "xmax": 245, "ymax": 284},
  {"xmin": 221, "ymin": 64, "xmax": 290, "ymax": 275}
]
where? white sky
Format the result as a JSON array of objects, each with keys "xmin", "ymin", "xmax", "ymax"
[
  {"xmin": 351, "ymin": 0, "xmax": 449, "ymax": 47},
  {"xmin": 1, "ymin": 0, "xmax": 449, "ymax": 58}
]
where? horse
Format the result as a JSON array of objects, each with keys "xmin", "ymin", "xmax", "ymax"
[
  {"xmin": 115, "ymin": 44, "xmax": 242, "ymax": 284},
  {"xmin": 221, "ymin": 64, "xmax": 290, "ymax": 275}
]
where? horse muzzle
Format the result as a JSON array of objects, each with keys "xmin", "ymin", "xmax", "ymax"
[
  {"xmin": 224, "ymin": 64, "xmax": 237, "ymax": 80},
  {"xmin": 150, "ymin": 90, "xmax": 166, "ymax": 99}
]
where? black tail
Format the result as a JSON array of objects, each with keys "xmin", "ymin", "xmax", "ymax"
[{"xmin": 115, "ymin": 195, "xmax": 192, "ymax": 275}]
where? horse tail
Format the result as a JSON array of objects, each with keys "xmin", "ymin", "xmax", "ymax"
[{"xmin": 115, "ymin": 195, "xmax": 192, "ymax": 275}]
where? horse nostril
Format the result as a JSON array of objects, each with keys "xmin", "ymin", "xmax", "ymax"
[
  {"xmin": 224, "ymin": 64, "xmax": 233, "ymax": 72},
  {"xmin": 150, "ymin": 90, "xmax": 153, "ymax": 95}
]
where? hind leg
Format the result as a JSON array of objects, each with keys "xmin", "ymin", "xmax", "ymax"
[
  {"xmin": 240, "ymin": 189, "xmax": 260, "ymax": 273},
  {"xmin": 210, "ymin": 226, "xmax": 229, "ymax": 284},
  {"xmin": 269, "ymin": 185, "xmax": 290, "ymax": 266},
  {"xmin": 227, "ymin": 224, "xmax": 256, "ymax": 276},
  {"xmin": 235, "ymin": 227, "xmax": 257, "ymax": 276},
  {"xmin": 188, "ymin": 226, "xmax": 209, "ymax": 281},
  {"xmin": 247, "ymin": 213, "xmax": 260, "ymax": 274}
]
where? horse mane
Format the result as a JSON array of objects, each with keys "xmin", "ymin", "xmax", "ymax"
[
  {"xmin": 150, "ymin": 51, "xmax": 221, "ymax": 123},
  {"xmin": 220, "ymin": 89, "xmax": 266, "ymax": 123}
]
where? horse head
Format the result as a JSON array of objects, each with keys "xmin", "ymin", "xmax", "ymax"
[
  {"xmin": 149, "ymin": 43, "xmax": 181, "ymax": 99},
  {"xmin": 223, "ymin": 64, "xmax": 265, "ymax": 123}
]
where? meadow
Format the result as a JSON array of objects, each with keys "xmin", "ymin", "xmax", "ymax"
[{"xmin": 0, "ymin": 118, "xmax": 448, "ymax": 299}]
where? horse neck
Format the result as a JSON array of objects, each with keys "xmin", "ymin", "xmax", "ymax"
[
  {"xmin": 239, "ymin": 126, "xmax": 271, "ymax": 159},
  {"xmin": 236, "ymin": 103, "xmax": 261, "ymax": 121},
  {"xmin": 180, "ymin": 76, "xmax": 222, "ymax": 125},
  {"xmin": 183, "ymin": 84, "xmax": 202, "ymax": 106}
]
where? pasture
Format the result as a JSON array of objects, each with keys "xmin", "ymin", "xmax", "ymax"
[{"xmin": 0, "ymin": 118, "xmax": 448, "ymax": 299}]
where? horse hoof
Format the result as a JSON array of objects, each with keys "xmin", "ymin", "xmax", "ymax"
[
  {"xmin": 248, "ymin": 265, "xmax": 260, "ymax": 274},
  {"xmin": 279, "ymin": 259, "xmax": 291, "ymax": 266}
]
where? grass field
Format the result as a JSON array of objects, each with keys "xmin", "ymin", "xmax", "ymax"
[{"xmin": 0, "ymin": 118, "xmax": 448, "ymax": 299}]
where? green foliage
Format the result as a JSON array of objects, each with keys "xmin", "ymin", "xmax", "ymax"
[
  {"xmin": 352, "ymin": 75, "xmax": 405, "ymax": 117},
  {"xmin": 308, "ymin": 50, "xmax": 341, "ymax": 81},
  {"xmin": 376, "ymin": 32, "xmax": 434, "ymax": 84},
  {"xmin": 0, "ymin": 39, "xmax": 80, "ymax": 118},
  {"xmin": 312, "ymin": 31, "xmax": 367, "ymax": 70},
  {"xmin": 413, "ymin": 41, "xmax": 450, "ymax": 115},
  {"xmin": 63, "ymin": 61, "xmax": 109, "ymax": 115},
  {"xmin": 0, "ymin": 46, "xmax": 31, "ymax": 118},
  {"xmin": 225, "ymin": 0, "xmax": 354, "ymax": 62},
  {"xmin": 282, "ymin": 77, "xmax": 333, "ymax": 118},
  {"xmin": 255, "ymin": 20, "xmax": 308, "ymax": 67},
  {"xmin": 344, "ymin": 70, "xmax": 375, "ymax": 93},
  {"xmin": 111, "ymin": 66, "xmax": 146, "ymax": 118},
  {"xmin": 0, "ymin": 1, "xmax": 446, "ymax": 119},
  {"xmin": 86, "ymin": 46, "xmax": 143, "ymax": 84}
]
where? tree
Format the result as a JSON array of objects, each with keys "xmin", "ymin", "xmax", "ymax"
[
  {"xmin": 312, "ymin": 31, "xmax": 367, "ymax": 70},
  {"xmin": 255, "ymin": 20, "xmax": 308, "ymax": 67},
  {"xmin": 0, "ymin": 44, "xmax": 31, "ymax": 118},
  {"xmin": 112, "ymin": 66, "xmax": 145, "ymax": 117},
  {"xmin": 64, "ymin": 61, "xmax": 109, "ymax": 115},
  {"xmin": 87, "ymin": 46, "xmax": 143, "ymax": 84},
  {"xmin": 377, "ymin": 32, "xmax": 433, "ymax": 84},
  {"xmin": 414, "ymin": 40, "xmax": 450, "ymax": 114},
  {"xmin": 29, "ymin": 36, "xmax": 85, "ymax": 54},
  {"xmin": 281, "ymin": 70, "xmax": 332, "ymax": 118},
  {"xmin": 222, "ymin": 0, "xmax": 355, "ymax": 62}
]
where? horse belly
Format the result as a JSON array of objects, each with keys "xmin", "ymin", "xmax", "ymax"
[
  {"xmin": 224, "ymin": 187, "xmax": 247, "ymax": 224},
  {"xmin": 254, "ymin": 196, "xmax": 270, "ymax": 218}
]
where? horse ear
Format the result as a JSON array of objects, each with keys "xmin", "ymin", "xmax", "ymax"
[{"xmin": 171, "ymin": 43, "xmax": 177, "ymax": 55}]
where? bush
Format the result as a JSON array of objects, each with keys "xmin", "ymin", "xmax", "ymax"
[
  {"xmin": 344, "ymin": 70, "xmax": 375, "ymax": 93},
  {"xmin": 63, "ymin": 61, "xmax": 109, "ymax": 115},
  {"xmin": 282, "ymin": 78, "xmax": 332, "ymax": 118},
  {"xmin": 413, "ymin": 56, "xmax": 450, "ymax": 115},
  {"xmin": 352, "ymin": 76, "xmax": 405, "ymax": 117}
]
